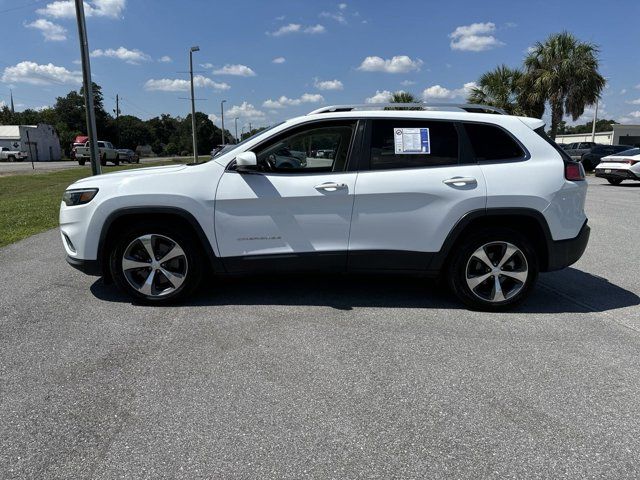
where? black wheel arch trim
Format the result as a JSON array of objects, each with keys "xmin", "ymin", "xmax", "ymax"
[
  {"xmin": 97, "ymin": 206, "xmax": 225, "ymax": 277},
  {"xmin": 426, "ymin": 207, "xmax": 585, "ymax": 274}
]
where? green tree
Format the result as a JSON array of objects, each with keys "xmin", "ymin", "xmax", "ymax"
[
  {"xmin": 467, "ymin": 65, "xmax": 524, "ymax": 115},
  {"xmin": 522, "ymin": 32, "xmax": 606, "ymax": 139}
]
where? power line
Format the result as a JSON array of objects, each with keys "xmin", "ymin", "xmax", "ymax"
[{"xmin": 0, "ymin": 0, "xmax": 47, "ymax": 15}]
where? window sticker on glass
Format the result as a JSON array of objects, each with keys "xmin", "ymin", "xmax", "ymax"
[{"xmin": 393, "ymin": 128, "xmax": 430, "ymax": 154}]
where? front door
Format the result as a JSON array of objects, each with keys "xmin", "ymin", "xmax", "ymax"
[{"xmin": 215, "ymin": 120, "xmax": 360, "ymax": 273}]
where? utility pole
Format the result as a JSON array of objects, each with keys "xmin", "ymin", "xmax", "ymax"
[
  {"xmin": 114, "ymin": 94, "xmax": 120, "ymax": 147},
  {"xmin": 249, "ymin": 122, "xmax": 252, "ymax": 135},
  {"xmin": 10, "ymin": 89, "xmax": 15, "ymax": 114},
  {"xmin": 74, "ymin": 0, "xmax": 101, "ymax": 175},
  {"xmin": 234, "ymin": 117, "xmax": 238, "ymax": 143},
  {"xmin": 220, "ymin": 99, "xmax": 226, "ymax": 146},
  {"xmin": 591, "ymin": 99, "xmax": 599, "ymax": 143},
  {"xmin": 189, "ymin": 46, "xmax": 200, "ymax": 162}
]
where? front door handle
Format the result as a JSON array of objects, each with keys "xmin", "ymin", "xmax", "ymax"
[
  {"xmin": 315, "ymin": 182, "xmax": 347, "ymax": 192},
  {"xmin": 443, "ymin": 177, "xmax": 477, "ymax": 187}
]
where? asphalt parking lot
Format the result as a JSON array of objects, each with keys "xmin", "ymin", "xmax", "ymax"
[{"xmin": 1, "ymin": 177, "xmax": 639, "ymax": 479}]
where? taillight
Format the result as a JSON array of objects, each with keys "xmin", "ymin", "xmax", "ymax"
[
  {"xmin": 622, "ymin": 158, "xmax": 639, "ymax": 166},
  {"xmin": 565, "ymin": 161, "xmax": 585, "ymax": 181}
]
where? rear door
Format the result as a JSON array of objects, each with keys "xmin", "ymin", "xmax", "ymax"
[
  {"xmin": 348, "ymin": 118, "xmax": 486, "ymax": 271},
  {"xmin": 215, "ymin": 119, "xmax": 361, "ymax": 273}
]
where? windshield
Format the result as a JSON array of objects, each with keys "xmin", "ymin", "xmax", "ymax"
[
  {"xmin": 616, "ymin": 148, "xmax": 640, "ymax": 156},
  {"xmin": 191, "ymin": 122, "xmax": 285, "ymax": 164}
]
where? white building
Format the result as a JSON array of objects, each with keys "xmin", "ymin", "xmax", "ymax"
[
  {"xmin": 555, "ymin": 124, "xmax": 640, "ymax": 147},
  {"xmin": 0, "ymin": 124, "xmax": 62, "ymax": 161}
]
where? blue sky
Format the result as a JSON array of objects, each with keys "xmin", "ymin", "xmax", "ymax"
[{"xmin": 1, "ymin": 0, "xmax": 640, "ymax": 130}]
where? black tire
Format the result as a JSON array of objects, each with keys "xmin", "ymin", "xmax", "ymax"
[
  {"xmin": 7, "ymin": 155, "xmax": 15, "ymax": 162},
  {"xmin": 114, "ymin": 155, "xmax": 120, "ymax": 166},
  {"xmin": 109, "ymin": 222, "xmax": 203, "ymax": 305},
  {"xmin": 581, "ymin": 156, "xmax": 593, "ymax": 171},
  {"xmin": 78, "ymin": 159, "xmax": 86, "ymax": 166},
  {"xmin": 100, "ymin": 154, "xmax": 107, "ymax": 166},
  {"xmin": 607, "ymin": 178, "xmax": 623, "ymax": 185},
  {"xmin": 447, "ymin": 228, "xmax": 539, "ymax": 311}
]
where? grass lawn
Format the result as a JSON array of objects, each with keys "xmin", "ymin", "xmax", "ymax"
[{"xmin": 0, "ymin": 160, "xmax": 184, "ymax": 248}]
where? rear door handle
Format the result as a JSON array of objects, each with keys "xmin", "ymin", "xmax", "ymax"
[
  {"xmin": 443, "ymin": 177, "xmax": 477, "ymax": 187},
  {"xmin": 315, "ymin": 182, "xmax": 347, "ymax": 191}
]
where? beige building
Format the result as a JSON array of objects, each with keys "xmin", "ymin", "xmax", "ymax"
[{"xmin": 556, "ymin": 124, "xmax": 640, "ymax": 147}]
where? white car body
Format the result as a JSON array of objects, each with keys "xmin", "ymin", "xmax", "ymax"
[
  {"xmin": 60, "ymin": 106, "xmax": 590, "ymax": 309},
  {"xmin": 0, "ymin": 146, "xmax": 28, "ymax": 161},
  {"xmin": 594, "ymin": 148, "xmax": 640, "ymax": 184}
]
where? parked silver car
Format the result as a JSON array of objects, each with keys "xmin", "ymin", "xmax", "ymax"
[{"xmin": 563, "ymin": 141, "xmax": 599, "ymax": 161}]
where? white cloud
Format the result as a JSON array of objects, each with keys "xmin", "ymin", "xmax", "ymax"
[
  {"xmin": 208, "ymin": 113, "xmax": 219, "ymax": 123},
  {"xmin": 629, "ymin": 111, "xmax": 640, "ymax": 118},
  {"xmin": 365, "ymin": 90, "xmax": 393, "ymax": 103},
  {"xmin": 314, "ymin": 78, "xmax": 343, "ymax": 90},
  {"xmin": 1, "ymin": 61, "xmax": 81, "ymax": 85},
  {"xmin": 225, "ymin": 102, "xmax": 266, "ymax": 121},
  {"xmin": 304, "ymin": 24, "xmax": 326, "ymax": 34},
  {"xmin": 25, "ymin": 19, "xmax": 67, "ymax": 41},
  {"xmin": 338, "ymin": 3, "xmax": 347, "ymax": 9},
  {"xmin": 400, "ymin": 80, "xmax": 416, "ymax": 86},
  {"xmin": 267, "ymin": 23, "xmax": 325, "ymax": 36},
  {"xmin": 37, "ymin": 0, "xmax": 125, "ymax": 18},
  {"xmin": 158, "ymin": 55, "xmax": 172, "ymax": 63},
  {"xmin": 635, "ymin": 84, "xmax": 640, "ymax": 89},
  {"xmin": 357, "ymin": 55, "xmax": 423, "ymax": 74},
  {"xmin": 320, "ymin": 11, "xmax": 347, "ymax": 24},
  {"xmin": 449, "ymin": 22, "xmax": 504, "ymax": 52},
  {"xmin": 262, "ymin": 93, "xmax": 324, "ymax": 108},
  {"xmin": 422, "ymin": 85, "xmax": 456, "ymax": 99},
  {"xmin": 91, "ymin": 47, "xmax": 151, "ymax": 64},
  {"xmin": 272, "ymin": 57, "xmax": 286, "ymax": 64},
  {"xmin": 626, "ymin": 98, "xmax": 640, "ymax": 105},
  {"xmin": 213, "ymin": 64, "xmax": 256, "ymax": 77},
  {"xmin": 144, "ymin": 75, "xmax": 230, "ymax": 92},
  {"xmin": 268, "ymin": 23, "xmax": 301, "ymax": 36},
  {"xmin": 200, "ymin": 63, "xmax": 214, "ymax": 69},
  {"xmin": 422, "ymin": 82, "xmax": 477, "ymax": 100}
]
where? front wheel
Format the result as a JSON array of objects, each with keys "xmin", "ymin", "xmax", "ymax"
[
  {"xmin": 607, "ymin": 178, "xmax": 623, "ymax": 185},
  {"xmin": 109, "ymin": 223, "xmax": 203, "ymax": 304},
  {"xmin": 114, "ymin": 155, "xmax": 120, "ymax": 166},
  {"xmin": 447, "ymin": 229, "xmax": 539, "ymax": 311}
]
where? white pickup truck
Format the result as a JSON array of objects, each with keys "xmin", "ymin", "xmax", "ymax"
[
  {"xmin": 75, "ymin": 141, "xmax": 120, "ymax": 166},
  {"xmin": 0, "ymin": 146, "xmax": 28, "ymax": 162}
]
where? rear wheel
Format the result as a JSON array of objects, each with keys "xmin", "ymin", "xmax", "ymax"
[
  {"xmin": 78, "ymin": 159, "xmax": 86, "ymax": 166},
  {"xmin": 447, "ymin": 229, "xmax": 538, "ymax": 311},
  {"xmin": 7, "ymin": 155, "xmax": 15, "ymax": 162},
  {"xmin": 109, "ymin": 223, "xmax": 203, "ymax": 304},
  {"xmin": 607, "ymin": 178, "xmax": 623, "ymax": 185},
  {"xmin": 114, "ymin": 155, "xmax": 120, "ymax": 166},
  {"xmin": 100, "ymin": 154, "xmax": 107, "ymax": 166}
]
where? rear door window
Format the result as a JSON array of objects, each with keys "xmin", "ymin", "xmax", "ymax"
[
  {"xmin": 464, "ymin": 123, "xmax": 526, "ymax": 161},
  {"xmin": 368, "ymin": 119, "xmax": 459, "ymax": 170}
]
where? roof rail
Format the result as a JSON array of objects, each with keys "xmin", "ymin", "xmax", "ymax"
[{"xmin": 307, "ymin": 103, "xmax": 507, "ymax": 115}]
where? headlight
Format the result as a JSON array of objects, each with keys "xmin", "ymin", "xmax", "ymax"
[{"xmin": 62, "ymin": 188, "xmax": 98, "ymax": 206}]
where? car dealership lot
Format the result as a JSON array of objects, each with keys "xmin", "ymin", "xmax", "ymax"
[{"xmin": 1, "ymin": 177, "xmax": 639, "ymax": 479}]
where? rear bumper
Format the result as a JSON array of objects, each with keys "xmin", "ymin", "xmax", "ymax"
[
  {"xmin": 66, "ymin": 255, "xmax": 101, "ymax": 276},
  {"xmin": 545, "ymin": 220, "xmax": 590, "ymax": 271},
  {"xmin": 595, "ymin": 169, "xmax": 638, "ymax": 180}
]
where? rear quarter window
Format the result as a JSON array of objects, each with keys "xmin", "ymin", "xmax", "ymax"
[{"xmin": 463, "ymin": 123, "xmax": 526, "ymax": 161}]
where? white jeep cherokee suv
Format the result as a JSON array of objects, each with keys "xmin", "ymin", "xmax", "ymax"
[{"xmin": 59, "ymin": 104, "xmax": 589, "ymax": 310}]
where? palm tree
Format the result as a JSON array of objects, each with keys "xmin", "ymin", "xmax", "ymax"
[
  {"xmin": 522, "ymin": 32, "xmax": 606, "ymax": 139},
  {"xmin": 467, "ymin": 65, "xmax": 524, "ymax": 115},
  {"xmin": 386, "ymin": 91, "xmax": 421, "ymax": 110}
]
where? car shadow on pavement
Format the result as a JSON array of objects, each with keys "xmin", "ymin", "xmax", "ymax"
[{"xmin": 90, "ymin": 267, "xmax": 639, "ymax": 314}]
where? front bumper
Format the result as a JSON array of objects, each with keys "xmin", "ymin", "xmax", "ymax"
[
  {"xmin": 66, "ymin": 255, "xmax": 102, "ymax": 276},
  {"xmin": 546, "ymin": 220, "xmax": 590, "ymax": 271}
]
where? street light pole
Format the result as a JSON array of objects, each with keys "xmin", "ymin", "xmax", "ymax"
[
  {"xmin": 234, "ymin": 117, "xmax": 238, "ymax": 143},
  {"xmin": 189, "ymin": 46, "xmax": 200, "ymax": 162},
  {"xmin": 220, "ymin": 100, "xmax": 227, "ymax": 146},
  {"xmin": 591, "ymin": 98, "xmax": 599, "ymax": 143},
  {"xmin": 74, "ymin": 0, "xmax": 101, "ymax": 175}
]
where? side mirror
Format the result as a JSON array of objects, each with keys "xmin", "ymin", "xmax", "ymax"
[{"xmin": 235, "ymin": 151, "xmax": 257, "ymax": 172}]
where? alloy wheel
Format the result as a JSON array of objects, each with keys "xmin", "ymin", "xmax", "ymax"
[
  {"xmin": 121, "ymin": 234, "xmax": 188, "ymax": 297},
  {"xmin": 465, "ymin": 241, "xmax": 528, "ymax": 303}
]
